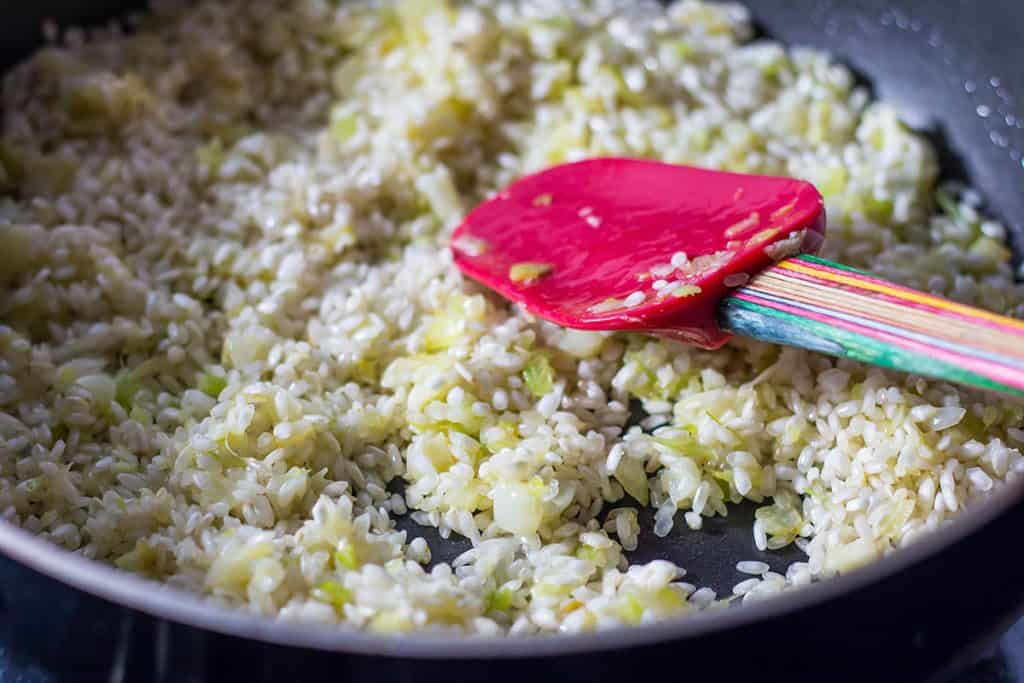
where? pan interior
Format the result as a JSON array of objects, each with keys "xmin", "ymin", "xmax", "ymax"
[{"xmin": 0, "ymin": 0, "xmax": 1023, "ymax": 649}]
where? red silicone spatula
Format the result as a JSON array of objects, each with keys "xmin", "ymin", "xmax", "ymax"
[{"xmin": 451, "ymin": 158, "xmax": 1024, "ymax": 396}]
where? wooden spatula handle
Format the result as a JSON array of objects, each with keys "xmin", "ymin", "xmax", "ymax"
[{"xmin": 719, "ymin": 254, "xmax": 1024, "ymax": 396}]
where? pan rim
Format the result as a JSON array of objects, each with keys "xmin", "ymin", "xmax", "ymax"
[
  {"xmin": 0, "ymin": 473, "xmax": 1019, "ymax": 658},
  {"xmin": 2, "ymin": 0, "xmax": 1023, "ymax": 659}
]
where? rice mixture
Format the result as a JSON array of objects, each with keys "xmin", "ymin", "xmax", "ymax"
[{"xmin": 1, "ymin": 0, "xmax": 1023, "ymax": 635}]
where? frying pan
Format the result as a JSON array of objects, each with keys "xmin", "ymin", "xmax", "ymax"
[{"xmin": 2, "ymin": 1, "xmax": 1023, "ymax": 681}]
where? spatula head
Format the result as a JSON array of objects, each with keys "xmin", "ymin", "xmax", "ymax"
[{"xmin": 451, "ymin": 158, "xmax": 825, "ymax": 349}]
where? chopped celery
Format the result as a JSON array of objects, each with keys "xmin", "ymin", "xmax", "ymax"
[
  {"xmin": 982, "ymin": 404, "xmax": 1001, "ymax": 427},
  {"xmin": 807, "ymin": 100, "xmax": 832, "ymax": 143},
  {"xmin": 485, "ymin": 586, "xmax": 515, "ymax": 612},
  {"xmin": 669, "ymin": 40, "xmax": 694, "ymax": 60},
  {"xmin": 115, "ymin": 372, "xmax": 140, "ymax": 409},
  {"xmin": 522, "ymin": 354, "xmax": 554, "ymax": 398},
  {"xmin": 575, "ymin": 545, "xmax": 604, "ymax": 565},
  {"xmin": 315, "ymin": 222, "xmax": 356, "ymax": 252},
  {"xmin": 654, "ymin": 587, "xmax": 686, "ymax": 610},
  {"xmin": 78, "ymin": 374, "xmax": 117, "ymax": 405},
  {"xmin": 115, "ymin": 540, "xmax": 156, "ymax": 572},
  {"xmin": 334, "ymin": 540, "xmax": 358, "ymax": 570},
  {"xmin": 423, "ymin": 314, "xmax": 465, "ymax": 352},
  {"xmin": 64, "ymin": 73, "xmax": 155, "ymax": 134},
  {"xmin": 312, "ymin": 580, "xmax": 352, "ymax": 612},
  {"xmin": 23, "ymin": 154, "xmax": 78, "ymax": 196},
  {"xmin": 509, "ymin": 262, "xmax": 553, "ymax": 283},
  {"xmin": 492, "ymin": 479, "xmax": 545, "ymax": 536},
  {"xmin": 482, "ymin": 421, "xmax": 519, "ymax": 453},
  {"xmin": 825, "ymin": 538, "xmax": 877, "ymax": 573},
  {"xmin": 690, "ymin": 125, "xmax": 712, "ymax": 152},
  {"xmin": 421, "ymin": 292, "xmax": 485, "ymax": 352},
  {"xmin": 332, "ymin": 56, "xmax": 365, "ymax": 97},
  {"xmin": 616, "ymin": 594, "xmax": 644, "ymax": 624},
  {"xmin": 210, "ymin": 448, "xmax": 244, "ymax": 470},
  {"xmin": 817, "ymin": 165, "xmax": 847, "ymax": 197},
  {"xmin": 395, "ymin": 0, "xmax": 450, "ymax": 43},
  {"xmin": 755, "ymin": 493, "xmax": 803, "ymax": 544},
  {"xmin": 531, "ymin": 581, "xmax": 572, "ymax": 601},
  {"xmin": 330, "ymin": 113, "xmax": 359, "ymax": 143},
  {"xmin": 129, "ymin": 405, "xmax": 153, "ymax": 426},
  {"xmin": 711, "ymin": 469, "xmax": 733, "ymax": 494},
  {"xmin": 614, "ymin": 455, "xmax": 649, "ymax": 505},
  {"xmin": 415, "ymin": 165, "xmax": 462, "ymax": 224},
  {"xmin": 205, "ymin": 539, "xmax": 274, "ymax": 590},
  {"xmin": 196, "ymin": 138, "xmax": 226, "ymax": 175},
  {"xmin": 651, "ymin": 428, "xmax": 706, "ymax": 462},
  {"xmin": 198, "ymin": 372, "xmax": 228, "ymax": 398},
  {"xmin": 877, "ymin": 497, "xmax": 915, "ymax": 541},
  {"xmin": 862, "ymin": 194, "xmax": 893, "ymax": 222},
  {"xmin": 0, "ymin": 142, "xmax": 25, "ymax": 190},
  {"xmin": 368, "ymin": 610, "xmax": 412, "ymax": 633},
  {"xmin": 0, "ymin": 223, "xmax": 42, "ymax": 283},
  {"xmin": 538, "ymin": 16, "xmax": 574, "ymax": 30},
  {"xmin": 935, "ymin": 189, "xmax": 964, "ymax": 223},
  {"xmin": 761, "ymin": 56, "xmax": 785, "ymax": 78},
  {"xmin": 968, "ymin": 235, "xmax": 1011, "ymax": 264}
]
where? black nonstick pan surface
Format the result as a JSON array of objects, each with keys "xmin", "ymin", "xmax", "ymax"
[{"xmin": 2, "ymin": 1, "xmax": 1024, "ymax": 681}]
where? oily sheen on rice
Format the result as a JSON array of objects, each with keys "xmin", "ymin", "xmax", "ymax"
[{"xmin": 0, "ymin": 0, "xmax": 1023, "ymax": 634}]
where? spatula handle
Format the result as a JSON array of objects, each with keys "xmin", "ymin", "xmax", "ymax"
[{"xmin": 719, "ymin": 254, "xmax": 1024, "ymax": 396}]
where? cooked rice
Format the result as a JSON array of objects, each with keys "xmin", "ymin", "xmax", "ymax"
[{"xmin": 1, "ymin": 0, "xmax": 1022, "ymax": 635}]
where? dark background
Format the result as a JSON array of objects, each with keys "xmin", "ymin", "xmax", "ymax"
[{"xmin": 0, "ymin": 551, "xmax": 1022, "ymax": 681}]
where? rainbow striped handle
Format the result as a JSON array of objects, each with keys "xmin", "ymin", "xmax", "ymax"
[{"xmin": 720, "ymin": 254, "xmax": 1024, "ymax": 397}]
